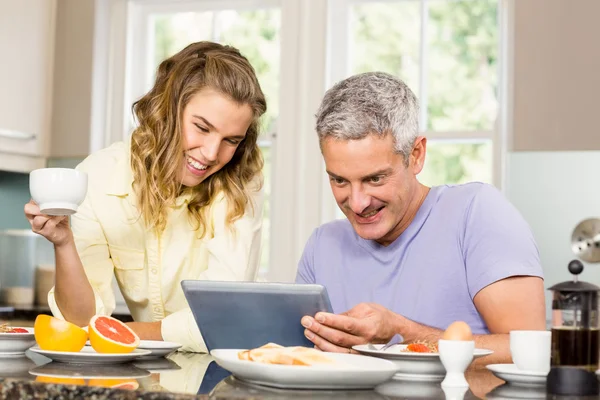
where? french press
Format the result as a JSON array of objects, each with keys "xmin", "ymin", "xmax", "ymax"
[{"xmin": 547, "ymin": 259, "xmax": 600, "ymax": 396}]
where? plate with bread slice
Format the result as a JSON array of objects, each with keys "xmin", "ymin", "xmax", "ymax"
[{"xmin": 210, "ymin": 342, "xmax": 397, "ymax": 389}]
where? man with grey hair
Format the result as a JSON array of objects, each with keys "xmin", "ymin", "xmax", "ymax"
[{"xmin": 297, "ymin": 72, "xmax": 545, "ymax": 364}]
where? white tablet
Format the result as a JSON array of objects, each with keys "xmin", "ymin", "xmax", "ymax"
[{"xmin": 181, "ymin": 280, "xmax": 333, "ymax": 351}]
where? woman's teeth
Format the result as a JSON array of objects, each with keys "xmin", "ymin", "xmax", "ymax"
[{"xmin": 187, "ymin": 156, "xmax": 208, "ymax": 171}]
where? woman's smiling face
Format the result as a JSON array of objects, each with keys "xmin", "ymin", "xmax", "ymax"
[{"xmin": 179, "ymin": 88, "xmax": 254, "ymax": 187}]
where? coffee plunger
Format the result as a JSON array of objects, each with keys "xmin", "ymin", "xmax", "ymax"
[{"xmin": 547, "ymin": 259, "xmax": 600, "ymax": 396}]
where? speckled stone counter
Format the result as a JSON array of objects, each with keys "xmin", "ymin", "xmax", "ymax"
[
  {"xmin": 0, "ymin": 378, "xmax": 204, "ymax": 399},
  {"xmin": 0, "ymin": 349, "xmax": 588, "ymax": 400}
]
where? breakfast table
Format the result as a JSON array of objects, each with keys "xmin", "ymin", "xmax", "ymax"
[{"xmin": 0, "ymin": 349, "xmax": 592, "ymax": 400}]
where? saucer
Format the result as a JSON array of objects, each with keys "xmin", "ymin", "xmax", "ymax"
[{"xmin": 486, "ymin": 364, "xmax": 547, "ymax": 386}]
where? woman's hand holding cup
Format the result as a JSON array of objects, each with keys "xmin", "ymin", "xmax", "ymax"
[
  {"xmin": 24, "ymin": 200, "xmax": 73, "ymax": 247},
  {"xmin": 25, "ymin": 167, "xmax": 88, "ymax": 246}
]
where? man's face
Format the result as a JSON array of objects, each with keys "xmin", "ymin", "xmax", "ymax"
[{"xmin": 322, "ymin": 133, "xmax": 425, "ymax": 246}]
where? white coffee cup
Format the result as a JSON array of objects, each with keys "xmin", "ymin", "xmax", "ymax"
[
  {"xmin": 510, "ymin": 330, "xmax": 551, "ymax": 373},
  {"xmin": 29, "ymin": 168, "xmax": 88, "ymax": 216}
]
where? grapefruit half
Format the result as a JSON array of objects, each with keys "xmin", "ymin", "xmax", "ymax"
[
  {"xmin": 35, "ymin": 376, "xmax": 86, "ymax": 385},
  {"xmin": 34, "ymin": 315, "xmax": 88, "ymax": 352},
  {"xmin": 88, "ymin": 378, "xmax": 139, "ymax": 390},
  {"xmin": 88, "ymin": 315, "xmax": 140, "ymax": 354},
  {"xmin": 112, "ymin": 381, "xmax": 139, "ymax": 390}
]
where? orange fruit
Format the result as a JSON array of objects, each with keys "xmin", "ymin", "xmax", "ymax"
[
  {"xmin": 88, "ymin": 315, "xmax": 139, "ymax": 354},
  {"xmin": 35, "ymin": 376, "xmax": 86, "ymax": 385},
  {"xmin": 34, "ymin": 315, "xmax": 88, "ymax": 352},
  {"xmin": 112, "ymin": 381, "xmax": 139, "ymax": 390},
  {"xmin": 88, "ymin": 378, "xmax": 139, "ymax": 389}
]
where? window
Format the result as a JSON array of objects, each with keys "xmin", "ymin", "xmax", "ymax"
[
  {"xmin": 328, "ymin": 0, "xmax": 502, "ymax": 190},
  {"xmin": 100, "ymin": 0, "xmax": 507, "ymax": 282},
  {"xmin": 125, "ymin": 1, "xmax": 281, "ymax": 277}
]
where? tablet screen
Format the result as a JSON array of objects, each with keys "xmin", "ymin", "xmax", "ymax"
[{"xmin": 182, "ymin": 281, "xmax": 333, "ymax": 351}]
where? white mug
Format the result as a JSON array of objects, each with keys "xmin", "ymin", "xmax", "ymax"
[
  {"xmin": 510, "ymin": 330, "xmax": 551, "ymax": 373},
  {"xmin": 29, "ymin": 168, "xmax": 88, "ymax": 216}
]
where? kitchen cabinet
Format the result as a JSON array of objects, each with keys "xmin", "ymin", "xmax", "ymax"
[{"xmin": 0, "ymin": 0, "xmax": 57, "ymax": 173}]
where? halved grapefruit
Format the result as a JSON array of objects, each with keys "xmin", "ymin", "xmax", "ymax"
[
  {"xmin": 88, "ymin": 378, "xmax": 139, "ymax": 390},
  {"xmin": 34, "ymin": 315, "xmax": 88, "ymax": 352},
  {"xmin": 88, "ymin": 315, "xmax": 140, "ymax": 354},
  {"xmin": 112, "ymin": 381, "xmax": 139, "ymax": 390},
  {"xmin": 35, "ymin": 376, "xmax": 86, "ymax": 385}
]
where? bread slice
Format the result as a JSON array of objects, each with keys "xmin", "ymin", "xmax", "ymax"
[
  {"xmin": 238, "ymin": 343, "xmax": 336, "ymax": 366},
  {"xmin": 238, "ymin": 342, "xmax": 283, "ymax": 361},
  {"xmin": 284, "ymin": 346, "xmax": 337, "ymax": 366}
]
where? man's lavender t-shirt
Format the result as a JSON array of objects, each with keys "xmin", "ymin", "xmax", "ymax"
[{"xmin": 295, "ymin": 182, "xmax": 543, "ymax": 334}]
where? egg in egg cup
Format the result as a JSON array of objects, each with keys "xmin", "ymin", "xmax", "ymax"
[{"xmin": 438, "ymin": 321, "xmax": 475, "ymax": 387}]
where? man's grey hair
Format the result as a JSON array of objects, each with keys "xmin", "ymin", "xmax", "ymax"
[{"xmin": 315, "ymin": 72, "xmax": 419, "ymax": 162}]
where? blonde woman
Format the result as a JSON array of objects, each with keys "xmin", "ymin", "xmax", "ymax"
[{"xmin": 24, "ymin": 42, "xmax": 266, "ymax": 352}]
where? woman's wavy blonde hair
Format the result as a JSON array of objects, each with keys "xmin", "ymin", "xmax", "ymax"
[{"xmin": 130, "ymin": 41, "xmax": 266, "ymax": 235}]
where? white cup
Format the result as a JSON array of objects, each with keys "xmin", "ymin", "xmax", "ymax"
[
  {"xmin": 29, "ymin": 168, "xmax": 88, "ymax": 216},
  {"xmin": 510, "ymin": 330, "xmax": 551, "ymax": 373}
]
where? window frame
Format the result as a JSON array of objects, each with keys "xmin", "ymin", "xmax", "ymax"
[
  {"xmin": 94, "ymin": 0, "xmax": 328, "ymax": 283},
  {"xmin": 92, "ymin": 0, "xmax": 512, "ymax": 283},
  {"xmin": 325, "ymin": 0, "xmax": 509, "ymax": 223}
]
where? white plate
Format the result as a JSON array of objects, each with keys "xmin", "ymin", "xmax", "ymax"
[
  {"xmin": 214, "ymin": 377, "xmax": 386, "ymax": 399},
  {"xmin": 29, "ymin": 346, "xmax": 152, "ymax": 364},
  {"xmin": 211, "ymin": 349, "xmax": 398, "ymax": 389},
  {"xmin": 29, "ymin": 363, "xmax": 151, "ymax": 380},
  {"xmin": 486, "ymin": 364, "xmax": 547, "ymax": 386},
  {"xmin": 137, "ymin": 340, "xmax": 182, "ymax": 358},
  {"xmin": 0, "ymin": 327, "xmax": 36, "ymax": 357},
  {"xmin": 375, "ymin": 379, "xmax": 447, "ymax": 398},
  {"xmin": 353, "ymin": 344, "xmax": 494, "ymax": 381},
  {"xmin": 0, "ymin": 355, "xmax": 37, "ymax": 378},
  {"xmin": 85, "ymin": 340, "xmax": 181, "ymax": 359}
]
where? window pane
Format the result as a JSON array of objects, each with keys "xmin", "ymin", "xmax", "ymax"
[
  {"xmin": 347, "ymin": 0, "xmax": 499, "ymax": 132},
  {"xmin": 152, "ymin": 13, "xmax": 214, "ymax": 68},
  {"xmin": 150, "ymin": 9, "xmax": 280, "ymax": 275},
  {"xmin": 349, "ymin": 2, "xmax": 421, "ymax": 97},
  {"xmin": 419, "ymin": 141, "xmax": 492, "ymax": 186},
  {"xmin": 151, "ymin": 10, "xmax": 280, "ymax": 137},
  {"xmin": 217, "ymin": 11, "xmax": 280, "ymax": 137},
  {"xmin": 427, "ymin": 0, "xmax": 499, "ymax": 131}
]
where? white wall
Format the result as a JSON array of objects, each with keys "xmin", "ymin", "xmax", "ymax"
[
  {"xmin": 506, "ymin": 151, "xmax": 600, "ymax": 322},
  {"xmin": 50, "ymin": 0, "xmax": 95, "ymax": 158},
  {"xmin": 513, "ymin": 0, "xmax": 600, "ymax": 152}
]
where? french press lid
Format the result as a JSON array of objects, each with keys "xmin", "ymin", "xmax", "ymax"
[{"xmin": 548, "ymin": 260, "xmax": 600, "ymax": 292}]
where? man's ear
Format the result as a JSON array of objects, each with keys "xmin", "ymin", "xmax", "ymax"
[{"xmin": 410, "ymin": 136, "xmax": 427, "ymax": 174}]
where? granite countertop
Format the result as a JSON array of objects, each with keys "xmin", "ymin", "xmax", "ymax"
[{"xmin": 0, "ymin": 348, "xmax": 572, "ymax": 400}]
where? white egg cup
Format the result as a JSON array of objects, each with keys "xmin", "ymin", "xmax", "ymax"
[
  {"xmin": 29, "ymin": 168, "xmax": 88, "ymax": 216},
  {"xmin": 442, "ymin": 385, "xmax": 469, "ymax": 400},
  {"xmin": 438, "ymin": 339, "xmax": 474, "ymax": 388}
]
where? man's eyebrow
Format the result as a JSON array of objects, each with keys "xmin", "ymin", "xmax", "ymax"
[
  {"xmin": 326, "ymin": 168, "xmax": 393, "ymax": 181},
  {"xmin": 364, "ymin": 168, "xmax": 393, "ymax": 178},
  {"xmin": 326, "ymin": 170, "xmax": 345, "ymax": 180}
]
